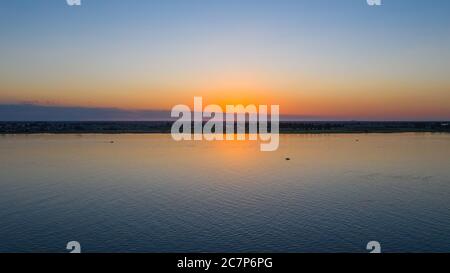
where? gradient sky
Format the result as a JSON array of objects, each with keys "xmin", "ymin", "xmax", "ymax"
[{"xmin": 1, "ymin": 0, "xmax": 450, "ymax": 120}]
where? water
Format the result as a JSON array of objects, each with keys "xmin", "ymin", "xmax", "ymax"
[{"xmin": 0, "ymin": 133, "xmax": 450, "ymax": 253}]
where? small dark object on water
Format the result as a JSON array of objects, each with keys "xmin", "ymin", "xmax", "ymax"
[
  {"xmin": 285, "ymin": 157, "xmax": 291, "ymax": 161},
  {"xmin": 355, "ymin": 139, "xmax": 359, "ymax": 142},
  {"xmin": 110, "ymin": 141, "xmax": 115, "ymax": 144}
]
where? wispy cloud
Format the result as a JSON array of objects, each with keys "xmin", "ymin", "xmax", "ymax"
[
  {"xmin": 0, "ymin": 104, "xmax": 171, "ymax": 121},
  {"xmin": 0, "ymin": 103, "xmax": 333, "ymax": 121}
]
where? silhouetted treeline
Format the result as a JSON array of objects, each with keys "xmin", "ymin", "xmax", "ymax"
[{"xmin": 0, "ymin": 121, "xmax": 449, "ymax": 134}]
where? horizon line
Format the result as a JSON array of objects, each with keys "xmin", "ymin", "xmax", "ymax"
[{"xmin": 0, "ymin": 103, "xmax": 449, "ymax": 122}]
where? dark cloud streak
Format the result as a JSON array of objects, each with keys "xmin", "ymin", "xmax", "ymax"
[
  {"xmin": 0, "ymin": 104, "xmax": 172, "ymax": 121},
  {"xmin": 0, "ymin": 103, "xmax": 380, "ymax": 121}
]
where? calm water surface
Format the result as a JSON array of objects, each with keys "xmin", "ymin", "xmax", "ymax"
[{"xmin": 1, "ymin": 133, "xmax": 450, "ymax": 252}]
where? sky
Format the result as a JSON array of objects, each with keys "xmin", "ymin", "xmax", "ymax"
[{"xmin": 0, "ymin": 0, "xmax": 450, "ymax": 120}]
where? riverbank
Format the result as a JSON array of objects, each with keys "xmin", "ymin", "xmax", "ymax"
[{"xmin": 1, "ymin": 121, "xmax": 449, "ymax": 134}]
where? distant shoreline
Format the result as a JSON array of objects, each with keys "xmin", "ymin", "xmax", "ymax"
[{"xmin": 1, "ymin": 121, "xmax": 449, "ymax": 134}]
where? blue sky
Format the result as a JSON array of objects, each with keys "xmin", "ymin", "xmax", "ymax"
[{"xmin": 1, "ymin": 0, "xmax": 450, "ymax": 120}]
